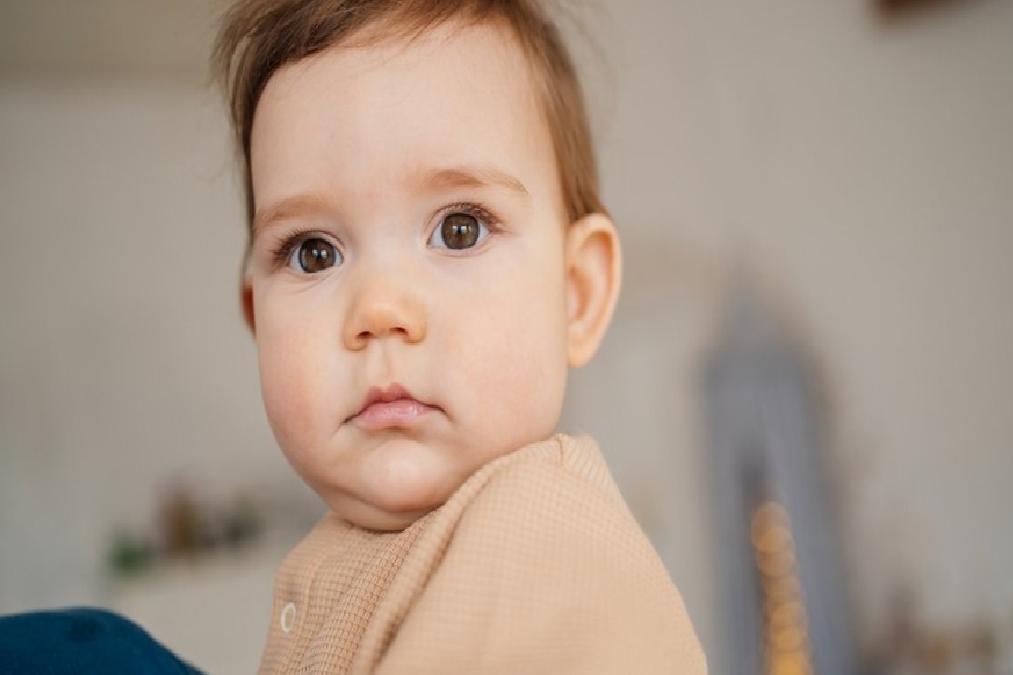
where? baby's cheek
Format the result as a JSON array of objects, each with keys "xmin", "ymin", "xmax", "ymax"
[
  {"xmin": 258, "ymin": 333, "xmax": 326, "ymax": 460},
  {"xmin": 466, "ymin": 302, "xmax": 565, "ymax": 443},
  {"xmin": 510, "ymin": 330, "xmax": 566, "ymax": 432}
]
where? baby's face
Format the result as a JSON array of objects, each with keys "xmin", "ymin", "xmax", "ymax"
[{"xmin": 246, "ymin": 20, "xmax": 572, "ymax": 530}]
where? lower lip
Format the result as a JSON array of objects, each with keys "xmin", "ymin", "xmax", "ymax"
[{"xmin": 352, "ymin": 399, "xmax": 436, "ymax": 431}]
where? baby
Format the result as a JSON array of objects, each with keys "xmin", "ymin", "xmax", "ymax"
[{"xmin": 213, "ymin": 0, "xmax": 706, "ymax": 672}]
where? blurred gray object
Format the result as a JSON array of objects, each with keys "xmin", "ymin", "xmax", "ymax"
[{"xmin": 703, "ymin": 280, "xmax": 860, "ymax": 674}]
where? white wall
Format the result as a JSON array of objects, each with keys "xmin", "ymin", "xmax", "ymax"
[
  {"xmin": 560, "ymin": 0, "xmax": 1013, "ymax": 669},
  {"xmin": 0, "ymin": 77, "xmax": 314, "ymax": 604},
  {"xmin": 2, "ymin": 0, "xmax": 1011, "ymax": 672}
]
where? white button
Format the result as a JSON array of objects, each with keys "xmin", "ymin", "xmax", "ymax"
[{"xmin": 280, "ymin": 602, "xmax": 296, "ymax": 633}]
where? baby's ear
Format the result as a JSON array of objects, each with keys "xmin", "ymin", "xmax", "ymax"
[
  {"xmin": 564, "ymin": 212, "xmax": 622, "ymax": 368},
  {"xmin": 241, "ymin": 277, "xmax": 256, "ymax": 336}
]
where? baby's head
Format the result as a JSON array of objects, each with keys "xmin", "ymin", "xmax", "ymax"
[{"xmin": 214, "ymin": 0, "xmax": 621, "ymax": 531}]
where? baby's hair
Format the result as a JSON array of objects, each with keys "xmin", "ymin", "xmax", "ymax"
[{"xmin": 212, "ymin": 0, "xmax": 606, "ymax": 273}]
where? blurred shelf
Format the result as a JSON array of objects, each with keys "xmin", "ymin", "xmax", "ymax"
[{"xmin": 102, "ymin": 531, "xmax": 295, "ymax": 675}]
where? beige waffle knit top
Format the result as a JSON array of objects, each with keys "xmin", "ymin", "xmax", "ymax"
[{"xmin": 258, "ymin": 432, "xmax": 707, "ymax": 674}]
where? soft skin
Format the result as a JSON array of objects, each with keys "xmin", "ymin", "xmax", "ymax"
[{"xmin": 243, "ymin": 18, "xmax": 621, "ymax": 531}]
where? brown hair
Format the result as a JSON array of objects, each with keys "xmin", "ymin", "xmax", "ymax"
[{"xmin": 213, "ymin": 0, "xmax": 605, "ymax": 272}]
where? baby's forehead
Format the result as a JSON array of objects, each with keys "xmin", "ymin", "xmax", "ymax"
[
  {"xmin": 251, "ymin": 19, "xmax": 562, "ymax": 217},
  {"xmin": 265, "ymin": 18, "xmax": 541, "ymax": 128}
]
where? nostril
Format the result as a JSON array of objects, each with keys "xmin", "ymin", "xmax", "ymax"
[{"xmin": 355, "ymin": 327, "xmax": 408, "ymax": 342}]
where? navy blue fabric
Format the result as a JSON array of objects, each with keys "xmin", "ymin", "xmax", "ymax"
[{"xmin": 0, "ymin": 607, "xmax": 205, "ymax": 674}]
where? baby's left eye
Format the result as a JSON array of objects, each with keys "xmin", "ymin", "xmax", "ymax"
[{"xmin": 428, "ymin": 211, "xmax": 490, "ymax": 250}]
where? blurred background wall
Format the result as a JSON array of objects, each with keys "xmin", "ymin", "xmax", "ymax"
[{"xmin": 1, "ymin": 0, "xmax": 1011, "ymax": 673}]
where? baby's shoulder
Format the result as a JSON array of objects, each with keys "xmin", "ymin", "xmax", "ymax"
[
  {"xmin": 361, "ymin": 433, "xmax": 709, "ymax": 674},
  {"xmin": 451, "ymin": 434, "xmax": 651, "ymax": 564},
  {"xmin": 448, "ymin": 432, "xmax": 629, "ymax": 523}
]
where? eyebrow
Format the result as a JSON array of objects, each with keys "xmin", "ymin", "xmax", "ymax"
[
  {"xmin": 252, "ymin": 193, "xmax": 334, "ymax": 239},
  {"xmin": 418, "ymin": 164, "xmax": 529, "ymax": 196},
  {"xmin": 252, "ymin": 164, "xmax": 528, "ymax": 237}
]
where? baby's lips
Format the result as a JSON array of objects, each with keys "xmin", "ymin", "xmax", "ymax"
[
  {"xmin": 349, "ymin": 381, "xmax": 443, "ymax": 422},
  {"xmin": 352, "ymin": 398, "xmax": 437, "ymax": 431}
]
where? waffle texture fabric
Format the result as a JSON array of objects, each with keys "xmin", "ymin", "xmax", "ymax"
[{"xmin": 258, "ymin": 432, "xmax": 707, "ymax": 674}]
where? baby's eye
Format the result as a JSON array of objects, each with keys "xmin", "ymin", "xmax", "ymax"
[
  {"xmin": 288, "ymin": 237, "xmax": 343, "ymax": 273},
  {"xmin": 428, "ymin": 211, "xmax": 490, "ymax": 250}
]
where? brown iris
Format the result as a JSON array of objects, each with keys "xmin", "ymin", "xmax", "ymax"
[
  {"xmin": 440, "ymin": 212, "xmax": 480, "ymax": 249},
  {"xmin": 297, "ymin": 238, "xmax": 338, "ymax": 273}
]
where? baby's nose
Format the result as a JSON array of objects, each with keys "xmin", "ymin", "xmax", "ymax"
[{"xmin": 342, "ymin": 279, "xmax": 426, "ymax": 350}]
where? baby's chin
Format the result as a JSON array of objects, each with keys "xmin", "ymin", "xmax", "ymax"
[{"xmin": 328, "ymin": 436, "xmax": 470, "ymax": 531}]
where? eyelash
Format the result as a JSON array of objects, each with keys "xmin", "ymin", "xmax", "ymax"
[{"xmin": 268, "ymin": 201, "xmax": 503, "ymax": 270}]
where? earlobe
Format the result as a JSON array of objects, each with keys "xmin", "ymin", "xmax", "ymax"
[
  {"xmin": 241, "ymin": 278, "xmax": 256, "ymax": 336},
  {"xmin": 564, "ymin": 212, "xmax": 622, "ymax": 368}
]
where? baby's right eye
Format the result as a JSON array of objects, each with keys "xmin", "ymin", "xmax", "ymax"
[{"xmin": 288, "ymin": 236, "xmax": 343, "ymax": 274}]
